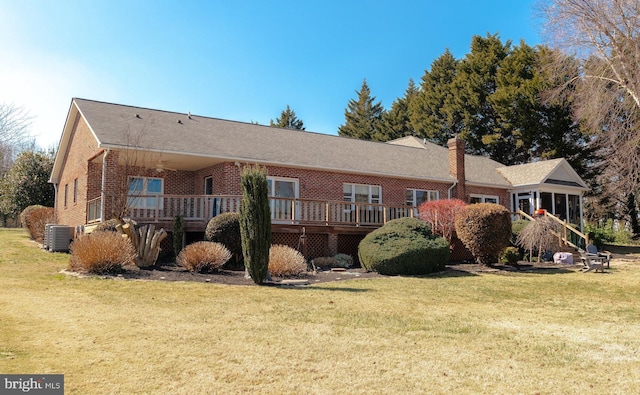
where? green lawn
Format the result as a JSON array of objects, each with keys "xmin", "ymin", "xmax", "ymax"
[{"xmin": 1, "ymin": 228, "xmax": 639, "ymax": 394}]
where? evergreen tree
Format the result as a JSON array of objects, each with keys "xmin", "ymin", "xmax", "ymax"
[
  {"xmin": 380, "ymin": 79, "xmax": 419, "ymax": 141},
  {"xmin": 0, "ymin": 150, "xmax": 54, "ymax": 218},
  {"xmin": 239, "ymin": 164, "xmax": 271, "ymax": 284},
  {"xmin": 269, "ymin": 105, "xmax": 305, "ymax": 130},
  {"xmin": 409, "ymin": 49, "xmax": 462, "ymax": 145},
  {"xmin": 338, "ymin": 79, "xmax": 385, "ymax": 140},
  {"xmin": 450, "ymin": 34, "xmax": 511, "ymax": 156}
]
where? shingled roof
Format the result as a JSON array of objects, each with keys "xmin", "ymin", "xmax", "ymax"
[
  {"xmin": 52, "ymin": 98, "xmax": 512, "ymax": 188},
  {"xmin": 496, "ymin": 158, "xmax": 588, "ymax": 190}
]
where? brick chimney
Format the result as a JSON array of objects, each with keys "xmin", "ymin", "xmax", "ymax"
[{"xmin": 448, "ymin": 137, "xmax": 466, "ymax": 201}]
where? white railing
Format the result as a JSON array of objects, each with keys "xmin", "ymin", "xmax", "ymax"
[{"xmin": 123, "ymin": 195, "xmax": 416, "ymax": 226}]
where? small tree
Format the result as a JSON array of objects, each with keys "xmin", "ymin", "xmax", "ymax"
[
  {"xmin": 239, "ymin": 165, "xmax": 271, "ymax": 284},
  {"xmin": 418, "ymin": 199, "xmax": 466, "ymax": 243},
  {"xmin": 516, "ymin": 216, "xmax": 560, "ymax": 262},
  {"xmin": 0, "ymin": 150, "xmax": 54, "ymax": 218},
  {"xmin": 172, "ymin": 215, "xmax": 184, "ymax": 259},
  {"xmin": 455, "ymin": 203, "xmax": 512, "ymax": 265}
]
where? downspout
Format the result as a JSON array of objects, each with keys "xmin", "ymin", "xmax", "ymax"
[
  {"xmin": 53, "ymin": 184, "xmax": 58, "ymax": 223},
  {"xmin": 101, "ymin": 149, "xmax": 110, "ymax": 221},
  {"xmin": 447, "ymin": 181, "xmax": 457, "ymax": 199}
]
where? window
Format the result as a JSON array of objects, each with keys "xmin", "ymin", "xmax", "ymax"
[
  {"xmin": 73, "ymin": 178, "xmax": 78, "ymax": 204},
  {"xmin": 406, "ymin": 189, "xmax": 438, "ymax": 206},
  {"xmin": 470, "ymin": 194, "xmax": 499, "ymax": 204},
  {"xmin": 204, "ymin": 176, "xmax": 213, "ymax": 195},
  {"xmin": 64, "ymin": 184, "xmax": 68, "ymax": 208},
  {"xmin": 267, "ymin": 177, "xmax": 299, "ymax": 221},
  {"xmin": 128, "ymin": 177, "xmax": 164, "ymax": 209},
  {"xmin": 343, "ymin": 184, "xmax": 381, "ymax": 204}
]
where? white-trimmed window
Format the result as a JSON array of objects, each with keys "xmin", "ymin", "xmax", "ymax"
[
  {"xmin": 268, "ymin": 176, "xmax": 299, "ymax": 221},
  {"xmin": 128, "ymin": 176, "xmax": 164, "ymax": 209},
  {"xmin": 406, "ymin": 189, "xmax": 438, "ymax": 206},
  {"xmin": 343, "ymin": 184, "xmax": 381, "ymax": 204},
  {"xmin": 470, "ymin": 194, "xmax": 499, "ymax": 204}
]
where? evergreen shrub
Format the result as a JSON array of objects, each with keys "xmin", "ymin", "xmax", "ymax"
[
  {"xmin": 177, "ymin": 241, "xmax": 231, "ymax": 273},
  {"xmin": 358, "ymin": 217, "xmax": 450, "ymax": 275},
  {"xmin": 333, "ymin": 253, "xmax": 354, "ymax": 268},
  {"xmin": 69, "ymin": 231, "xmax": 136, "ymax": 274},
  {"xmin": 239, "ymin": 165, "xmax": 271, "ymax": 284},
  {"xmin": 455, "ymin": 203, "xmax": 512, "ymax": 265},
  {"xmin": 205, "ymin": 212, "xmax": 242, "ymax": 263}
]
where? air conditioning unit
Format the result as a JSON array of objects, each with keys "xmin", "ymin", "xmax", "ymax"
[
  {"xmin": 43, "ymin": 223, "xmax": 56, "ymax": 250},
  {"xmin": 49, "ymin": 226, "xmax": 74, "ymax": 252}
]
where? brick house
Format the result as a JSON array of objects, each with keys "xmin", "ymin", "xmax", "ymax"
[{"xmin": 49, "ymin": 98, "xmax": 588, "ymax": 259}]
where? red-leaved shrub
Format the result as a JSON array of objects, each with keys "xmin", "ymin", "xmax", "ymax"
[{"xmin": 419, "ymin": 199, "xmax": 466, "ymax": 242}]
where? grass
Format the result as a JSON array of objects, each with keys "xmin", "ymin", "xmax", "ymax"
[{"xmin": 1, "ymin": 228, "xmax": 640, "ymax": 394}]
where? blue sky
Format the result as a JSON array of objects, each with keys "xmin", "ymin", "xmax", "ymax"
[{"xmin": 1, "ymin": 0, "xmax": 542, "ymax": 149}]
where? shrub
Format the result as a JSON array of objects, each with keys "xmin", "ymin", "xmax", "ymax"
[
  {"xmin": 93, "ymin": 219, "xmax": 120, "ymax": 232},
  {"xmin": 173, "ymin": 215, "xmax": 184, "ymax": 259},
  {"xmin": 269, "ymin": 245, "xmax": 307, "ymax": 277},
  {"xmin": 500, "ymin": 246, "xmax": 521, "ymax": 266},
  {"xmin": 239, "ymin": 165, "xmax": 271, "ymax": 284},
  {"xmin": 333, "ymin": 253, "xmax": 354, "ymax": 268},
  {"xmin": 20, "ymin": 205, "xmax": 54, "ymax": 242},
  {"xmin": 312, "ymin": 256, "xmax": 337, "ymax": 269},
  {"xmin": 358, "ymin": 217, "xmax": 450, "ymax": 275},
  {"xmin": 455, "ymin": 203, "xmax": 512, "ymax": 265},
  {"xmin": 511, "ymin": 219, "xmax": 530, "ymax": 242},
  {"xmin": 69, "ymin": 231, "xmax": 136, "ymax": 274},
  {"xmin": 418, "ymin": 198, "xmax": 466, "ymax": 242},
  {"xmin": 205, "ymin": 212, "xmax": 242, "ymax": 263},
  {"xmin": 177, "ymin": 241, "xmax": 231, "ymax": 273}
]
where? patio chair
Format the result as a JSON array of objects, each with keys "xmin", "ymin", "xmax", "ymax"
[{"xmin": 580, "ymin": 244, "xmax": 612, "ymax": 272}]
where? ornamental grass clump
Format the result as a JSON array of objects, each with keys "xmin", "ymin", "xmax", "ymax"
[
  {"xmin": 177, "ymin": 241, "xmax": 231, "ymax": 273},
  {"xmin": 268, "ymin": 245, "xmax": 307, "ymax": 277},
  {"xmin": 69, "ymin": 231, "xmax": 136, "ymax": 274}
]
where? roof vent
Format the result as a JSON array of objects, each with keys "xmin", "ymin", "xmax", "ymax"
[
  {"xmin": 178, "ymin": 119, "xmax": 183, "ymax": 124},
  {"xmin": 188, "ymin": 112, "xmax": 192, "ymax": 120},
  {"xmin": 135, "ymin": 114, "xmax": 141, "ymax": 119}
]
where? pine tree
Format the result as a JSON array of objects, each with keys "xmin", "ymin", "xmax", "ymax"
[
  {"xmin": 338, "ymin": 79, "xmax": 385, "ymax": 140},
  {"xmin": 380, "ymin": 79, "xmax": 419, "ymax": 141},
  {"xmin": 239, "ymin": 164, "xmax": 271, "ymax": 284},
  {"xmin": 269, "ymin": 105, "xmax": 305, "ymax": 130},
  {"xmin": 450, "ymin": 34, "xmax": 511, "ymax": 156},
  {"xmin": 409, "ymin": 49, "xmax": 462, "ymax": 145}
]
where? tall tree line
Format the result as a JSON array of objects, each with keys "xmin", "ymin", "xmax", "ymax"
[{"xmin": 338, "ymin": 34, "xmax": 593, "ymax": 178}]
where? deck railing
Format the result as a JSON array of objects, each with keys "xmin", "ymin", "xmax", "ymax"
[
  {"xmin": 118, "ymin": 194, "xmax": 416, "ymax": 227},
  {"xmin": 516, "ymin": 209, "xmax": 588, "ymax": 249}
]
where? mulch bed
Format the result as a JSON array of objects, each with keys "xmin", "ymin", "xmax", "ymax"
[{"xmin": 74, "ymin": 260, "xmax": 582, "ymax": 286}]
